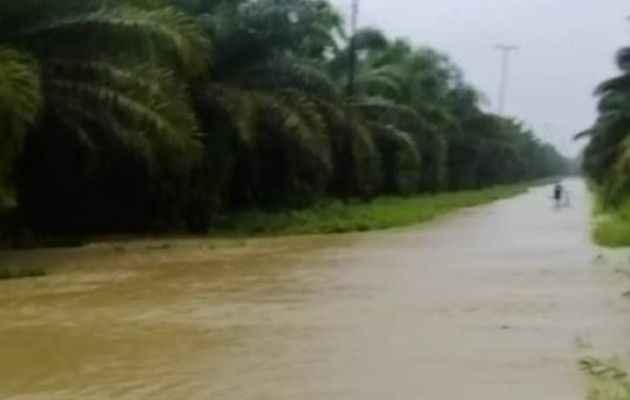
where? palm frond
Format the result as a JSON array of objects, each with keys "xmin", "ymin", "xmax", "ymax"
[
  {"xmin": 356, "ymin": 65, "xmax": 406, "ymax": 99},
  {"xmin": 196, "ymin": 83, "xmax": 257, "ymax": 144},
  {"xmin": 597, "ymin": 92, "xmax": 630, "ymax": 114},
  {"xmin": 277, "ymin": 90, "xmax": 327, "ymax": 135},
  {"xmin": 596, "ymin": 74, "xmax": 630, "ymax": 95},
  {"xmin": 418, "ymin": 104, "xmax": 458, "ymax": 129},
  {"xmin": 354, "ymin": 97, "xmax": 427, "ymax": 133},
  {"xmin": 616, "ymin": 47, "xmax": 630, "ymax": 72},
  {"xmin": 252, "ymin": 90, "xmax": 332, "ymax": 172},
  {"xmin": 0, "ymin": 46, "xmax": 41, "ymax": 128},
  {"xmin": 45, "ymin": 65, "xmax": 200, "ymax": 163},
  {"xmin": 574, "ymin": 129, "xmax": 594, "ymax": 141},
  {"xmin": 243, "ymin": 60, "xmax": 340, "ymax": 99},
  {"xmin": 13, "ymin": 6, "xmax": 210, "ymax": 75},
  {"xmin": 369, "ymin": 122, "xmax": 421, "ymax": 194},
  {"xmin": 370, "ymin": 123, "xmax": 420, "ymax": 162}
]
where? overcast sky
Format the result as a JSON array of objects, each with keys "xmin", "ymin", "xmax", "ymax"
[{"xmin": 331, "ymin": 0, "xmax": 629, "ymax": 156}]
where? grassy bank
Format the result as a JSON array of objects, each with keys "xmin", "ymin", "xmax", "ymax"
[
  {"xmin": 593, "ymin": 196, "xmax": 630, "ymax": 247},
  {"xmin": 213, "ymin": 184, "xmax": 531, "ymax": 237}
]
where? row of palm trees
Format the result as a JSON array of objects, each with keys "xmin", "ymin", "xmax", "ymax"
[
  {"xmin": 0, "ymin": 0, "xmax": 567, "ymax": 236},
  {"xmin": 581, "ymin": 45, "xmax": 630, "ymax": 205}
]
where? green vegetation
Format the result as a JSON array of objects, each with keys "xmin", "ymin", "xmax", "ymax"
[
  {"xmin": 0, "ymin": 0, "xmax": 568, "ymax": 244},
  {"xmin": 581, "ymin": 46, "xmax": 630, "ymax": 205},
  {"xmin": 593, "ymin": 197, "xmax": 630, "ymax": 247},
  {"xmin": 580, "ymin": 356, "xmax": 630, "ymax": 400},
  {"xmin": 581, "ymin": 45, "xmax": 630, "ymax": 246},
  {"xmin": 214, "ymin": 184, "xmax": 528, "ymax": 236}
]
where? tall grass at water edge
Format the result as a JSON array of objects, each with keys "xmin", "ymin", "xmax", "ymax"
[
  {"xmin": 593, "ymin": 196, "xmax": 630, "ymax": 247},
  {"xmin": 213, "ymin": 184, "xmax": 530, "ymax": 237}
]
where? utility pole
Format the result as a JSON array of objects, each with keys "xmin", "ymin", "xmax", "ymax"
[
  {"xmin": 495, "ymin": 44, "xmax": 518, "ymax": 115},
  {"xmin": 346, "ymin": 0, "xmax": 359, "ymax": 99}
]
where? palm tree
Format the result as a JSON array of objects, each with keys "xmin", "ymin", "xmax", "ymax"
[
  {"xmin": 0, "ymin": 0, "xmax": 208, "ymax": 234},
  {"xmin": 0, "ymin": 0, "xmax": 568, "ymax": 237},
  {"xmin": 188, "ymin": 0, "xmax": 333, "ymax": 208},
  {"xmin": 326, "ymin": 31, "xmax": 422, "ymax": 194},
  {"xmin": 179, "ymin": 0, "xmax": 385, "ymax": 220},
  {"xmin": 0, "ymin": 0, "xmax": 208, "ymax": 166},
  {"xmin": 581, "ymin": 46, "xmax": 630, "ymax": 204}
]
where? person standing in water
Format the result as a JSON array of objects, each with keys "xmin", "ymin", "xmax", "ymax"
[{"xmin": 553, "ymin": 182, "xmax": 564, "ymax": 208}]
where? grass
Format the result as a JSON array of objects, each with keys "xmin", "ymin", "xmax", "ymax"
[
  {"xmin": 212, "ymin": 184, "xmax": 531, "ymax": 237},
  {"xmin": 580, "ymin": 356, "xmax": 630, "ymax": 400},
  {"xmin": 593, "ymin": 197, "xmax": 630, "ymax": 247}
]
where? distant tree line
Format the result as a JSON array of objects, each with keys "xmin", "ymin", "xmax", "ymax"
[{"xmin": 0, "ymin": 0, "xmax": 568, "ymax": 237}]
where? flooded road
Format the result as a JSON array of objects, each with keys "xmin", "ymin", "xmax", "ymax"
[{"xmin": 0, "ymin": 180, "xmax": 629, "ymax": 399}]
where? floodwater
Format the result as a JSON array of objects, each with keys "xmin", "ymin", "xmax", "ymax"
[{"xmin": 0, "ymin": 180, "xmax": 629, "ymax": 400}]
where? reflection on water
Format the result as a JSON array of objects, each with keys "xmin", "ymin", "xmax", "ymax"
[{"xmin": 0, "ymin": 182, "xmax": 628, "ymax": 400}]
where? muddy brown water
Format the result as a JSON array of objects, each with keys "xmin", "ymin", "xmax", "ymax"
[{"xmin": 1, "ymin": 180, "xmax": 629, "ymax": 399}]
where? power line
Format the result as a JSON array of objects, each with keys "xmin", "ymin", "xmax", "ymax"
[{"xmin": 494, "ymin": 44, "xmax": 518, "ymax": 115}]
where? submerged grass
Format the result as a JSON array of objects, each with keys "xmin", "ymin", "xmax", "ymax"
[{"xmin": 213, "ymin": 184, "xmax": 530, "ymax": 237}]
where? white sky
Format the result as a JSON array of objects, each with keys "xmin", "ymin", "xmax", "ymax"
[{"xmin": 331, "ymin": 0, "xmax": 629, "ymax": 156}]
